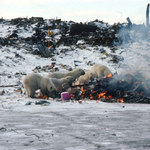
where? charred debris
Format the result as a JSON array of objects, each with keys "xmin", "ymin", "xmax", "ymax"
[
  {"xmin": 76, "ymin": 73, "xmax": 150, "ymax": 104},
  {"xmin": 45, "ymin": 72, "xmax": 150, "ymax": 104}
]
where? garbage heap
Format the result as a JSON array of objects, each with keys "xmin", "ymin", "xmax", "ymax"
[{"xmin": 0, "ymin": 17, "xmax": 147, "ymax": 57}]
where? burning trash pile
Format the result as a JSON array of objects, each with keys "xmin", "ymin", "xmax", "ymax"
[
  {"xmin": 27, "ymin": 63, "xmax": 150, "ymax": 104},
  {"xmin": 76, "ymin": 73, "xmax": 150, "ymax": 104}
]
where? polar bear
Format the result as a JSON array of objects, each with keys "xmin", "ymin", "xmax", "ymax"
[
  {"xmin": 78, "ymin": 71, "xmax": 96, "ymax": 82},
  {"xmin": 90, "ymin": 64, "xmax": 112, "ymax": 77},
  {"xmin": 46, "ymin": 68, "xmax": 85, "ymax": 79},
  {"xmin": 51, "ymin": 76, "xmax": 75, "ymax": 88},
  {"xmin": 23, "ymin": 73, "xmax": 56, "ymax": 98},
  {"xmin": 78, "ymin": 64, "xmax": 112, "ymax": 83}
]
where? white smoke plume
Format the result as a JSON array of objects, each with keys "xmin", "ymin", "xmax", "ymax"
[{"xmin": 117, "ymin": 22, "xmax": 150, "ymax": 79}]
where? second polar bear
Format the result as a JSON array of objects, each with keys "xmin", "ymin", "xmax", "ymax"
[
  {"xmin": 46, "ymin": 68, "xmax": 85, "ymax": 79},
  {"xmin": 51, "ymin": 76, "xmax": 75, "ymax": 89},
  {"xmin": 78, "ymin": 64, "xmax": 112, "ymax": 82},
  {"xmin": 90, "ymin": 64, "xmax": 112, "ymax": 77}
]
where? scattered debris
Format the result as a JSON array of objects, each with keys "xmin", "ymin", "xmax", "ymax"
[
  {"xmin": 32, "ymin": 65, "xmax": 54, "ymax": 72},
  {"xmin": 76, "ymin": 73, "xmax": 150, "ymax": 103},
  {"xmin": 0, "ymin": 90, "xmax": 5, "ymax": 95},
  {"xmin": 35, "ymin": 100, "xmax": 50, "ymax": 105},
  {"xmin": 25, "ymin": 101, "xmax": 32, "ymax": 105},
  {"xmin": 61, "ymin": 92, "xmax": 70, "ymax": 100}
]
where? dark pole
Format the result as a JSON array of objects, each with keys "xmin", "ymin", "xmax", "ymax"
[
  {"xmin": 126, "ymin": 17, "xmax": 132, "ymax": 28},
  {"xmin": 146, "ymin": 4, "xmax": 149, "ymax": 26}
]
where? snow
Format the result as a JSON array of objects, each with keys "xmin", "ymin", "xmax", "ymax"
[
  {"xmin": 93, "ymin": 22, "xmax": 108, "ymax": 29},
  {"xmin": 1, "ymin": 19, "xmax": 150, "ymax": 149}
]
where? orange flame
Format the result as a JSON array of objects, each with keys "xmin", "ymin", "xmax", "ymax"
[
  {"xmin": 106, "ymin": 95, "xmax": 112, "ymax": 100},
  {"xmin": 78, "ymin": 82, "xmax": 125, "ymax": 103},
  {"xmin": 117, "ymin": 98, "xmax": 124, "ymax": 103},
  {"xmin": 97, "ymin": 91, "xmax": 107, "ymax": 99},
  {"xmin": 79, "ymin": 86, "xmax": 87, "ymax": 98},
  {"xmin": 136, "ymin": 92, "xmax": 139, "ymax": 96},
  {"xmin": 38, "ymin": 95, "xmax": 49, "ymax": 99},
  {"xmin": 107, "ymin": 73, "xmax": 113, "ymax": 78},
  {"xmin": 90, "ymin": 94, "xmax": 94, "ymax": 100}
]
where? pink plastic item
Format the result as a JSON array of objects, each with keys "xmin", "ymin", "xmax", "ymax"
[{"xmin": 61, "ymin": 92, "xmax": 70, "ymax": 100}]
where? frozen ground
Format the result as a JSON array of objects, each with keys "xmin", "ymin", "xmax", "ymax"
[{"xmin": 1, "ymin": 98, "xmax": 150, "ymax": 150}]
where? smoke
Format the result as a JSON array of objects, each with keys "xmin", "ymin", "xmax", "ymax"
[{"xmin": 117, "ymin": 21, "xmax": 150, "ymax": 79}]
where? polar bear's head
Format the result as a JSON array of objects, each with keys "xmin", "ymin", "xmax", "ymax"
[
  {"xmin": 65, "ymin": 76, "xmax": 75, "ymax": 86},
  {"xmin": 47, "ymin": 78, "xmax": 57, "ymax": 96}
]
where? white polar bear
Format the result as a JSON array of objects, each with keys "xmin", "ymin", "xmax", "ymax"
[
  {"xmin": 46, "ymin": 68, "xmax": 85, "ymax": 79},
  {"xmin": 50, "ymin": 76, "xmax": 75, "ymax": 88},
  {"xmin": 78, "ymin": 64, "xmax": 112, "ymax": 83},
  {"xmin": 23, "ymin": 73, "xmax": 56, "ymax": 98}
]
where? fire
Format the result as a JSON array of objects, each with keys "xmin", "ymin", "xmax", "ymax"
[
  {"xmin": 136, "ymin": 92, "xmax": 139, "ymax": 96},
  {"xmin": 77, "ymin": 72, "xmax": 125, "ymax": 103},
  {"xmin": 117, "ymin": 98, "xmax": 124, "ymax": 103},
  {"xmin": 75, "ymin": 71, "xmax": 150, "ymax": 104},
  {"xmin": 107, "ymin": 73, "xmax": 113, "ymax": 78},
  {"xmin": 104, "ymin": 73, "xmax": 113, "ymax": 78},
  {"xmin": 79, "ymin": 85, "xmax": 125, "ymax": 103},
  {"xmin": 106, "ymin": 95, "xmax": 112, "ymax": 100},
  {"xmin": 38, "ymin": 95, "xmax": 49, "ymax": 99},
  {"xmin": 90, "ymin": 94, "xmax": 93, "ymax": 100},
  {"xmin": 97, "ymin": 91, "xmax": 107, "ymax": 99},
  {"xmin": 78, "ymin": 86, "xmax": 88, "ymax": 98}
]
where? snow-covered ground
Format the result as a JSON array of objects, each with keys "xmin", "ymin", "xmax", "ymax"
[{"xmin": 1, "ymin": 19, "xmax": 150, "ymax": 149}]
